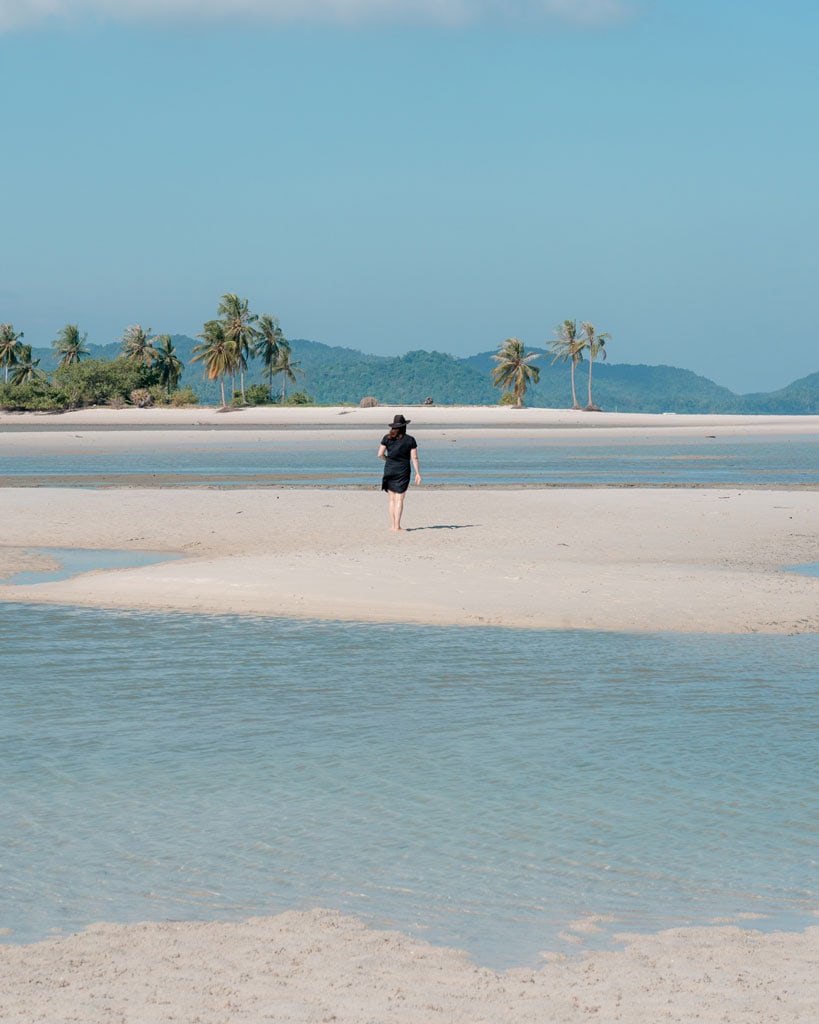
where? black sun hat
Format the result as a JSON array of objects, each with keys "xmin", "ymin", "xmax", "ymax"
[{"xmin": 388, "ymin": 414, "xmax": 411, "ymax": 428}]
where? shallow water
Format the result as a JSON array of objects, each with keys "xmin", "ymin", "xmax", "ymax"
[
  {"xmin": 3, "ymin": 434, "xmax": 818, "ymax": 486},
  {"xmin": 3, "ymin": 548, "xmax": 178, "ymax": 585},
  {"xmin": 2, "ymin": 604, "xmax": 817, "ymax": 967},
  {"xmin": 786, "ymin": 561, "xmax": 819, "ymax": 578}
]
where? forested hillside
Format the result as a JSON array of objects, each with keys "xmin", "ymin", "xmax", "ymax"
[{"xmin": 22, "ymin": 336, "xmax": 819, "ymax": 413}]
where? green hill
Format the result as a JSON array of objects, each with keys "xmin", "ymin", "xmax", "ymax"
[
  {"xmin": 734, "ymin": 371, "xmax": 819, "ymax": 414},
  {"xmin": 25, "ymin": 336, "xmax": 819, "ymax": 413},
  {"xmin": 464, "ymin": 352, "xmax": 740, "ymax": 413}
]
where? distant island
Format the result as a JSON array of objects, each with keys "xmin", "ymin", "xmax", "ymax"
[{"xmin": 3, "ymin": 331, "xmax": 819, "ymax": 415}]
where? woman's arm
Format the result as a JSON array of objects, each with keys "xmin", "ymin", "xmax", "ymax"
[
  {"xmin": 411, "ymin": 450, "xmax": 421, "ymax": 485},
  {"xmin": 378, "ymin": 444, "xmax": 387, "ymax": 460}
]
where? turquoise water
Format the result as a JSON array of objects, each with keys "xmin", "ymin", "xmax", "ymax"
[
  {"xmin": 786, "ymin": 561, "xmax": 819, "ymax": 578},
  {"xmin": 2, "ymin": 604, "xmax": 817, "ymax": 967},
  {"xmin": 3, "ymin": 548, "xmax": 179, "ymax": 585},
  {"xmin": 3, "ymin": 434, "xmax": 818, "ymax": 486}
]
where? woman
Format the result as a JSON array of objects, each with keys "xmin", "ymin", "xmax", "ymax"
[{"xmin": 378, "ymin": 413, "xmax": 421, "ymax": 531}]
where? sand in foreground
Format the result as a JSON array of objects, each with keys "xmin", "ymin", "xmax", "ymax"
[{"xmin": 2, "ymin": 911, "xmax": 818, "ymax": 1023}]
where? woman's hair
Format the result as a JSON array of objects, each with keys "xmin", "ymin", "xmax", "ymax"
[{"xmin": 387, "ymin": 426, "xmax": 406, "ymax": 440}]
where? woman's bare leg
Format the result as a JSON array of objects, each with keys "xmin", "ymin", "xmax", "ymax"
[
  {"xmin": 393, "ymin": 491, "xmax": 406, "ymax": 531},
  {"xmin": 386, "ymin": 490, "xmax": 407, "ymax": 530}
]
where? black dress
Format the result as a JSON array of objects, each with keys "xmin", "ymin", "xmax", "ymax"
[{"xmin": 381, "ymin": 433, "xmax": 417, "ymax": 493}]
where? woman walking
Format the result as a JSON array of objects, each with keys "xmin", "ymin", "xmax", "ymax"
[{"xmin": 378, "ymin": 414, "xmax": 421, "ymax": 531}]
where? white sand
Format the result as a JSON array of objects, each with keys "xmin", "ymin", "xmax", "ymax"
[
  {"xmin": 1, "ymin": 911, "xmax": 817, "ymax": 1023},
  {"xmin": 1, "ymin": 484, "xmax": 817, "ymax": 632},
  {"xmin": 2, "ymin": 407, "xmax": 818, "ymax": 1020},
  {"xmin": 3, "ymin": 403, "xmax": 819, "ymax": 433}
]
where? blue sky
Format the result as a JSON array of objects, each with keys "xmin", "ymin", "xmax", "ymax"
[{"xmin": 1, "ymin": 0, "xmax": 817, "ymax": 393}]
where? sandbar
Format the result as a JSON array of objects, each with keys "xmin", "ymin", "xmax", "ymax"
[
  {"xmin": 0, "ymin": 482, "xmax": 817, "ymax": 632},
  {"xmin": 3, "ymin": 404, "xmax": 819, "ymax": 433}
]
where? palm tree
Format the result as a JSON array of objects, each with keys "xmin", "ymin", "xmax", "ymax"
[
  {"xmin": 0, "ymin": 323, "xmax": 24, "ymax": 383},
  {"xmin": 273, "ymin": 339, "xmax": 303, "ymax": 402},
  {"xmin": 579, "ymin": 322, "xmax": 611, "ymax": 411},
  {"xmin": 53, "ymin": 324, "xmax": 89, "ymax": 368},
  {"xmin": 254, "ymin": 314, "xmax": 284, "ymax": 399},
  {"xmin": 549, "ymin": 320, "xmax": 584, "ymax": 410},
  {"xmin": 218, "ymin": 293, "xmax": 258, "ymax": 403},
  {"xmin": 9, "ymin": 344, "xmax": 46, "ymax": 385},
  {"xmin": 491, "ymin": 337, "xmax": 540, "ymax": 408},
  {"xmin": 120, "ymin": 324, "xmax": 157, "ymax": 367},
  {"xmin": 191, "ymin": 320, "xmax": 238, "ymax": 407},
  {"xmin": 153, "ymin": 335, "xmax": 184, "ymax": 397}
]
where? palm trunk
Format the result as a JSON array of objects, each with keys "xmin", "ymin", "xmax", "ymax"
[
  {"xmin": 570, "ymin": 360, "xmax": 579, "ymax": 409},
  {"xmin": 220, "ymin": 377, "xmax": 226, "ymax": 407},
  {"xmin": 586, "ymin": 357, "xmax": 596, "ymax": 410}
]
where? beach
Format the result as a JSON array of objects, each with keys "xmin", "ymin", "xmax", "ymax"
[
  {"xmin": 2, "ymin": 406, "xmax": 818, "ymax": 1022},
  {"xmin": 2, "ymin": 911, "xmax": 818, "ymax": 1023},
  {"xmin": 1, "ymin": 406, "xmax": 818, "ymax": 633}
]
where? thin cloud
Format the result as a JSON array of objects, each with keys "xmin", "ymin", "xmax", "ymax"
[{"xmin": 0, "ymin": 0, "xmax": 636, "ymax": 33}]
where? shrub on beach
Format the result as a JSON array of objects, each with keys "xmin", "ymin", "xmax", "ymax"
[
  {"xmin": 130, "ymin": 388, "xmax": 154, "ymax": 408},
  {"xmin": 284, "ymin": 390, "xmax": 313, "ymax": 406},
  {"xmin": 54, "ymin": 358, "xmax": 152, "ymax": 408},
  {"xmin": 237, "ymin": 384, "xmax": 272, "ymax": 406},
  {"xmin": 498, "ymin": 392, "xmax": 518, "ymax": 406},
  {"xmin": 170, "ymin": 386, "xmax": 199, "ymax": 407},
  {"xmin": 0, "ymin": 380, "xmax": 66, "ymax": 411}
]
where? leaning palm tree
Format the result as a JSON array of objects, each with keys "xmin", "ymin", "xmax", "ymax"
[
  {"xmin": 491, "ymin": 337, "xmax": 540, "ymax": 408},
  {"xmin": 273, "ymin": 339, "xmax": 303, "ymax": 402},
  {"xmin": 254, "ymin": 314, "xmax": 285, "ymax": 399},
  {"xmin": 0, "ymin": 322, "xmax": 24, "ymax": 383},
  {"xmin": 579, "ymin": 322, "xmax": 611, "ymax": 411},
  {"xmin": 120, "ymin": 324, "xmax": 157, "ymax": 367},
  {"xmin": 9, "ymin": 344, "xmax": 46, "ymax": 385},
  {"xmin": 153, "ymin": 335, "xmax": 184, "ymax": 397},
  {"xmin": 218, "ymin": 293, "xmax": 258, "ymax": 403},
  {"xmin": 52, "ymin": 324, "xmax": 89, "ymax": 368},
  {"xmin": 549, "ymin": 319, "xmax": 584, "ymax": 410},
  {"xmin": 191, "ymin": 319, "xmax": 238, "ymax": 407}
]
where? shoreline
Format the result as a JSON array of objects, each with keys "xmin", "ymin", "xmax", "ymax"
[
  {"xmin": 4, "ymin": 403, "xmax": 819, "ymax": 434},
  {"xmin": 2, "ymin": 910, "xmax": 817, "ymax": 1023}
]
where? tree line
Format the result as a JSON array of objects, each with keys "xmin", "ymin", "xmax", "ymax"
[
  {"xmin": 1, "ymin": 303, "xmax": 612, "ymax": 411},
  {"xmin": 0, "ymin": 295, "xmax": 306, "ymax": 411},
  {"xmin": 491, "ymin": 321, "xmax": 612, "ymax": 409}
]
